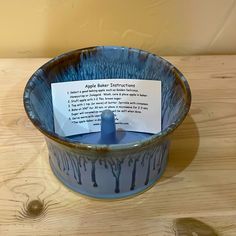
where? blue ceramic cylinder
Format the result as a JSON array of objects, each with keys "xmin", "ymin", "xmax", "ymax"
[{"xmin": 23, "ymin": 46, "xmax": 191, "ymax": 199}]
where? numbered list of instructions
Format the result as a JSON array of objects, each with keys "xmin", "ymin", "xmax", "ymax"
[{"xmin": 51, "ymin": 79, "xmax": 161, "ymax": 137}]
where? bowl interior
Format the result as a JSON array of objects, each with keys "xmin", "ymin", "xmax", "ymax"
[{"xmin": 24, "ymin": 46, "xmax": 190, "ymax": 143}]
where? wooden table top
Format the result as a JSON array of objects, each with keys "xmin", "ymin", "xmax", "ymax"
[{"xmin": 0, "ymin": 56, "xmax": 236, "ymax": 235}]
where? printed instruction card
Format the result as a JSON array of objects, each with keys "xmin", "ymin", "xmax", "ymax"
[{"xmin": 51, "ymin": 79, "xmax": 161, "ymax": 137}]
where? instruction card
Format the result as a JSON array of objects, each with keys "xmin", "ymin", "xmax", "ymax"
[{"xmin": 51, "ymin": 79, "xmax": 161, "ymax": 137}]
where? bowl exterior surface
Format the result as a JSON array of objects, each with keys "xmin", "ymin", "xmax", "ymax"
[{"xmin": 47, "ymin": 138, "xmax": 170, "ymax": 199}]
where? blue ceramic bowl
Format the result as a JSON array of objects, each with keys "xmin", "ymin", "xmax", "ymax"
[{"xmin": 23, "ymin": 46, "xmax": 191, "ymax": 199}]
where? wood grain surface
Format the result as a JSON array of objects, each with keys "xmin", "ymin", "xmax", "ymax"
[{"xmin": 0, "ymin": 56, "xmax": 236, "ymax": 235}]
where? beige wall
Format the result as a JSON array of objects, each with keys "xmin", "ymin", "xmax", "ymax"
[{"xmin": 0, "ymin": 0, "xmax": 236, "ymax": 57}]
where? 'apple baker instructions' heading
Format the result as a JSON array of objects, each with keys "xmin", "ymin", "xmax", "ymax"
[{"xmin": 84, "ymin": 82, "xmax": 136, "ymax": 89}]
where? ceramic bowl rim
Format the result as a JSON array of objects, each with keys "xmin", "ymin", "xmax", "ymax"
[{"xmin": 23, "ymin": 46, "xmax": 191, "ymax": 152}]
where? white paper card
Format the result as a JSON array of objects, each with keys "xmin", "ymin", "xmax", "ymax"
[{"xmin": 51, "ymin": 79, "xmax": 161, "ymax": 137}]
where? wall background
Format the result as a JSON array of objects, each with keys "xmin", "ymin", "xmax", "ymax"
[{"xmin": 0, "ymin": 0, "xmax": 236, "ymax": 57}]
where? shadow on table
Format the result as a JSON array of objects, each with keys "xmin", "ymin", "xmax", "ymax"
[{"xmin": 159, "ymin": 114, "xmax": 199, "ymax": 183}]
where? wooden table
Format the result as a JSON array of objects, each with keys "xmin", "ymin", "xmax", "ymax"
[{"xmin": 0, "ymin": 56, "xmax": 236, "ymax": 235}]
